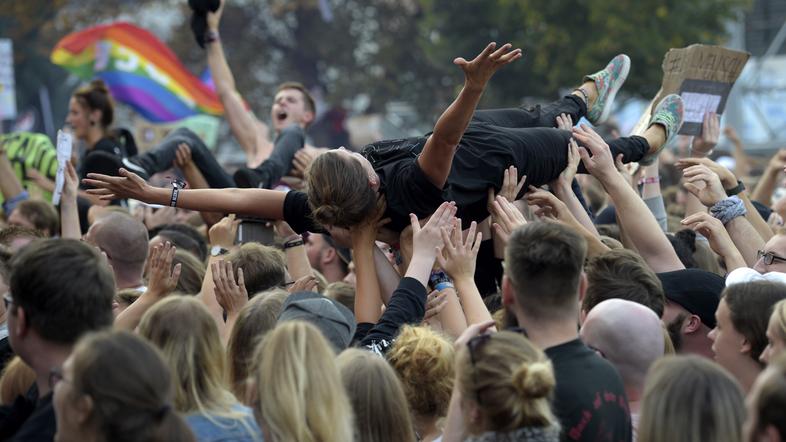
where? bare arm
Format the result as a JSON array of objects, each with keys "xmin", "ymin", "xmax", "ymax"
[
  {"xmin": 372, "ymin": 244, "xmax": 401, "ymax": 306},
  {"xmin": 573, "ymin": 125, "xmax": 683, "ymax": 272},
  {"xmin": 0, "ymin": 148, "xmax": 24, "ymax": 200},
  {"xmin": 60, "ymin": 162, "xmax": 82, "ymax": 239},
  {"xmin": 199, "ymin": 216, "xmax": 241, "ymax": 332},
  {"xmin": 83, "ymin": 169, "xmax": 287, "ymax": 219},
  {"xmin": 351, "ymin": 219, "xmax": 385, "ymax": 324},
  {"xmin": 418, "ymin": 43, "xmax": 522, "ymax": 188},
  {"xmin": 677, "ymin": 157, "xmax": 773, "ymax": 242},
  {"xmin": 725, "ymin": 127, "xmax": 751, "ymax": 179},
  {"xmin": 275, "ymin": 221, "xmax": 313, "ymax": 281},
  {"xmin": 552, "ymin": 138, "xmax": 600, "ymax": 237},
  {"xmin": 205, "ymin": 1, "xmax": 268, "ymax": 159}
]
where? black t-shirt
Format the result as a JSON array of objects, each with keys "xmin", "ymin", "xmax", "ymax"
[
  {"xmin": 0, "ymin": 384, "xmax": 56, "ymax": 442},
  {"xmin": 545, "ymin": 339, "xmax": 632, "ymax": 442},
  {"xmin": 282, "ymin": 127, "xmax": 553, "ymax": 232}
]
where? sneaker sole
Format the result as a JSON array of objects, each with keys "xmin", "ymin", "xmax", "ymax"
[{"xmin": 597, "ymin": 56, "xmax": 630, "ymax": 125}]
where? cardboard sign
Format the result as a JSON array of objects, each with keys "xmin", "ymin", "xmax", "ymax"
[
  {"xmin": 658, "ymin": 44, "xmax": 750, "ymax": 135},
  {"xmin": 631, "ymin": 44, "xmax": 750, "ymax": 137}
]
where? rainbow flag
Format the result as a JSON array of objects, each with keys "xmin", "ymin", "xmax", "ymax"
[{"xmin": 51, "ymin": 22, "xmax": 223, "ymax": 123}]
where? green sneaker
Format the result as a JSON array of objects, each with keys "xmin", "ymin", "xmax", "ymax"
[
  {"xmin": 639, "ymin": 94, "xmax": 684, "ymax": 166},
  {"xmin": 583, "ymin": 54, "xmax": 630, "ymax": 125}
]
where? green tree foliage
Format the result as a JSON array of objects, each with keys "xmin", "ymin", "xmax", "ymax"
[
  {"xmin": 3, "ymin": 0, "xmax": 749, "ymax": 129},
  {"xmin": 419, "ymin": 0, "xmax": 749, "ymax": 112}
]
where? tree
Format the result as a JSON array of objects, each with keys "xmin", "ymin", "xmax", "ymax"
[{"xmin": 419, "ymin": 0, "xmax": 750, "ymax": 110}]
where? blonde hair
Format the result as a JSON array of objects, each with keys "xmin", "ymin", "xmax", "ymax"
[
  {"xmin": 638, "ymin": 355, "xmax": 744, "ymax": 442},
  {"xmin": 325, "ymin": 282, "xmax": 355, "ymax": 313},
  {"xmin": 172, "ymin": 250, "xmax": 205, "ymax": 295},
  {"xmin": 387, "ymin": 325, "xmax": 454, "ymax": 418},
  {"xmin": 770, "ymin": 299, "xmax": 786, "ymax": 343},
  {"xmin": 254, "ymin": 321, "xmax": 354, "ymax": 442},
  {"xmin": 137, "ymin": 297, "xmax": 240, "ymax": 418},
  {"xmin": 337, "ymin": 349, "xmax": 415, "ymax": 442},
  {"xmin": 457, "ymin": 331, "xmax": 557, "ymax": 433},
  {"xmin": 226, "ymin": 289, "xmax": 288, "ymax": 403},
  {"xmin": 0, "ymin": 356, "xmax": 35, "ymax": 405}
]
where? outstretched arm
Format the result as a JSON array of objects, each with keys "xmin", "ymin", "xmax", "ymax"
[
  {"xmin": 418, "ymin": 43, "xmax": 522, "ymax": 189},
  {"xmin": 83, "ymin": 168, "xmax": 287, "ymax": 219},
  {"xmin": 206, "ymin": 0, "xmax": 269, "ymax": 161},
  {"xmin": 573, "ymin": 125, "xmax": 684, "ymax": 272}
]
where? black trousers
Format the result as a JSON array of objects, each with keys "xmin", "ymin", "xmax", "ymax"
[
  {"xmin": 468, "ymin": 94, "xmax": 649, "ymax": 184},
  {"xmin": 130, "ymin": 127, "xmax": 234, "ymax": 188}
]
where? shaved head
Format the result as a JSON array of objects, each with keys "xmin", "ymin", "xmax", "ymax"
[
  {"xmin": 84, "ymin": 212, "xmax": 148, "ymax": 287},
  {"xmin": 580, "ymin": 299, "xmax": 664, "ymax": 393}
]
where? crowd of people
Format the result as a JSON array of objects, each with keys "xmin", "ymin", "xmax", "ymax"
[{"xmin": 1, "ymin": 1, "xmax": 785, "ymax": 441}]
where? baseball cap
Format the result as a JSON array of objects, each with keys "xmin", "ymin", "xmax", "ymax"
[
  {"xmin": 277, "ymin": 291, "xmax": 356, "ymax": 350},
  {"xmin": 657, "ymin": 268, "xmax": 724, "ymax": 328}
]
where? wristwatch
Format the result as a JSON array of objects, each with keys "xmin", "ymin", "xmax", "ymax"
[{"xmin": 210, "ymin": 245, "xmax": 229, "ymax": 257}]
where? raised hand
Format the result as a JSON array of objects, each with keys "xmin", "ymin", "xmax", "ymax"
[
  {"xmin": 454, "ymin": 42, "xmax": 522, "ymax": 90},
  {"xmin": 487, "ymin": 165, "xmax": 526, "ymax": 219},
  {"xmin": 490, "ymin": 195, "xmax": 527, "ymax": 244},
  {"xmin": 675, "ymin": 156, "xmax": 738, "ymax": 190},
  {"xmin": 691, "ymin": 111, "xmax": 720, "ymax": 156},
  {"xmin": 146, "ymin": 242, "xmax": 182, "ymax": 298},
  {"xmin": 572, "ymin": 124, "xmax": 616, "ymax": 181},
  {"xmin": 212, "ymin": 259, "xmax": 248, "ymax": 316},
  {"xmin": 83, "ymin": 168, "xmax": 151, "ymax": 201},
  {"xmin": 422, "ymin": 290, "xmax": 448, "ymax": 324},
  {"xmin": 436, "ymin": 219, "xmax": 482, "ymax": 281},
  {"xmin": 174, "ymin": 143, "xmax": 194, "ymax": 170},
  {"xmin": 287, "ymin": 274, "xmax": 318, "ymax": 293},
  {"xmin": 552, "ymin": 138, "xmax": 581, "ymax": 191},
  {"xmin": 682, "ymin": 165, "xmax": 727, "ymax": 207},
  {"xmin": 681, "ymin": 211, "xmax": 744, "ymax": 267},
  {"xmin": 351, "ymin": 195, "xmax": 390, "ymax": 247},
  {"xmin": 209, "ymin": 214, "xmax": 240, "ymax": 249},
  {"xmin": 411, "ymin": 201, "xmax": 457, "ymax": 259},
  {"xmin": 555, "ymin": 113, "xmax": 574, "ymax": 131},
  {"xmin": 62, "ymin": 160, "xmax": 79, "ymax": 202},
  {"xmin": 526, "ymin": 187, "xmax": 571, "ymax": 222},
  {"xmin": 291, "ymin": 146, "xmax": 323, "ymax": 178},
  {"xmin": 206, "ymin": 0, "xmax": 225, "ymax": 30}
]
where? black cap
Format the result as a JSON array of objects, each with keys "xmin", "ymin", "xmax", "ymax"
[{"xmin": 657, "ymin": 268, "xmax": 724, "ymax": 328}]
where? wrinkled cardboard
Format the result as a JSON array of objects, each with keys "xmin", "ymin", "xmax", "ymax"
[{"xmin": 631, "ymin": 44, "xmax": 750, "ymax": 137}]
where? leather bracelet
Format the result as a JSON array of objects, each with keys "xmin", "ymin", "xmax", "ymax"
[
  {"xmin": 283, "ymin": 238, "xmax": 304, "ymax": 249},
  {"xmin": 725, "ymin": 180, "xmax": 746, "ymax": 197}
]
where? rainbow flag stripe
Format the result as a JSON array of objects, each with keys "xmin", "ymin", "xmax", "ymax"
[{"xmin": 51, "ymin": 22, "xmax": 223, "ymax": 122}]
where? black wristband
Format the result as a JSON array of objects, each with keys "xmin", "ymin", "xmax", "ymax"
[
  {"xmin": 170, "ymin": 187, "xmax": 180, "ymax": 207},
  {"xmin": 283, "ymin": 238, "xmax": 304, "ymax": 249},
  {"xmin": 725, "ymin": 180, "xmax": 746, "ymax": 197}
]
